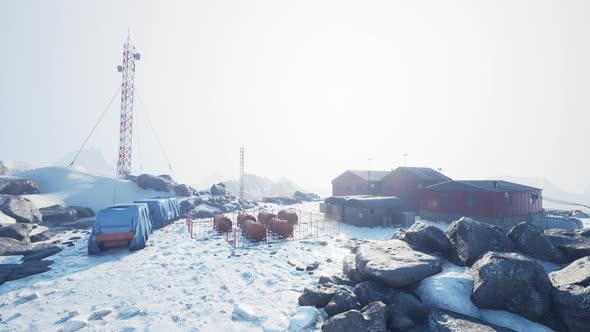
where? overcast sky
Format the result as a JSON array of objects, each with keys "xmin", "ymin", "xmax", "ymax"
[{"xmin": 1, "ymin": 1, "xmax": 589, "ymax": 195}]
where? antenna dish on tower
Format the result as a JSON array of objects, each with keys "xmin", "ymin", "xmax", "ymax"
[{"xmin": 133, "ymin": 53, "xmax": 141, "ymax": 60}]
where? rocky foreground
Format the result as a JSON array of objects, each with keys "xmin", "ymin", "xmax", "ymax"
[{"xmin": 299, "ymin": 218, "xmax": 590, "ymax": 331}]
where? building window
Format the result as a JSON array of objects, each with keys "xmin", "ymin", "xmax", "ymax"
[
  {"xmin": 464, "ymin": 194, "xmax": 475, "ymax": 207},
  {"xmin": 530, "ymin": 193, "xmax": 539, "ymax": 205}
]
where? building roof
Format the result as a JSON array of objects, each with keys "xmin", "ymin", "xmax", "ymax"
[
  {"xmin": 423, "ymin": 180, "xmax": 541, "ymax": 193},
  {"xmin": 325, "ymin": 195, "xmax": 406, "ymax": 209},
  {"xmin": 348, "ymin": 170, "xmax": 391, "ymax": 182},
  {"xmin": 393, "ymin": 167, "xmax": 452, "ymax": 182}
]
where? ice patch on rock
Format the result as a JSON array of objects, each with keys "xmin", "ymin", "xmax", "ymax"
[
  {"xmin": 62, "ymin": 319, "xmax": 87, "ymax": 332},
  {"xmin": 232, "ymin": 303, "xmax": 259, "ymax": 322},
  {"xmin": 288, "ymin": 306, "xmax": 319, "ymax": 331},
  {"xmin": 117, "ymin": 306, "xmax": 142, "ymax": 319}
]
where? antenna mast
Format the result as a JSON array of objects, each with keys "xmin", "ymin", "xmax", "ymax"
[
  {"xmin": 116, "ymin": 33, "xmax": 141, "ymax": 179},
  {"xmin": 239, "ymin": 146, "xmax": 245, "ymax": 200}
]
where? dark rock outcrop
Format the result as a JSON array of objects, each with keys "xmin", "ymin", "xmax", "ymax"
[
  {"xmin": 70, "ymin": 206, "xmax": 95, "ymax": 218},
  {"xmin": 319, "ymin": 275, "xmax": 356, "ymax": 287},
  {"xmin": 174, "ymin": 184, "xmax": 194, "ymax": 197},
  {"xmin": 324, "ymin": 288, "xmax": 361, "ymax": 317},
  {"xmin": 445, "ymin": 217, "xmax": 514, "ymax": 266},
  {"xmin": 355, "ymin": 240, "xmax": 442, "ymax": 287},
  {"xmin": 322, "ymin": 301, "xmax": 387, "ymax": 332},
  {"xmin": 134, "ymin": 174, "xmax": 174, "ymax": 192},
  {"xmin": 298, "ymin": 285, "xmax": 337, "ymax": 308},
  {"xmin": 0, "ymin": 195, "xmax": 42, "ymax": 223},
  {"xmin": 544, "ymin": 228, "xmax": 590, "ymax": 262},
  {"xmin": 353, "ymin": 281, "xmax": 428, "ymax": 331},
  {"xmin": 30, "ymin": 230, "xmax": 64, "ymax": 243},
  {"xmin": 0, "ymin": 223, "xmax": 31, "ymax": 242},
  {"xmin": 0, "ymin": 260, "xmax": 54, "ymax": 285},
  {"xmin": 471, "ymin": 251, "xmax": 552, "ymax": 322},
  {"xmin": 508, "ymin": 222, "xmax": 567, "ymax": 264},
  {"xmin": 39, "ymin": 205, "xmax": 78, "ymax": 223},
  {"xmin": 0, "ymin": 176, "xmax": 39, "ymax": 195},
  {"xmin": 21, "ymin": 245, "xmax": 62, "ymax": 261},
  {"xmin": 428, "ymin": 308, "xmax": 515, "ymax": 332},
  {"xmin": 403, "ymin": 221, "xmax": 451, "ymax": 254},
  {"xmin": 294, "ymin": 191, "xmax": 320, "ymax": 202},
  {"xmin": 549, "ymin": 256, "xmax": 590, "ymax": 331},
  {"xmin": 210, "ymin": 183, "xmax": 227, "ymax": 196}
]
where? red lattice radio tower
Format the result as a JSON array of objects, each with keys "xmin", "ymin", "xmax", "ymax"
[{"xmin": 116, "ymin": 34, "xmax": 141, "ymax": 179}]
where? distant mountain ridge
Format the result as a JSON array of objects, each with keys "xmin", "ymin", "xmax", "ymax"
[{"xmin": 220, "ymin": 174, "xmax": 306, "ymax": 201}]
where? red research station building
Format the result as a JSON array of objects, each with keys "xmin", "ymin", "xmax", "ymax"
[
  {"xmin": 420, "ymin": 180, "xmax": 543, "ymax": 228},
  {"xmin": 331, "ymin": 170, "xmax": 391, "ymax": 196}
]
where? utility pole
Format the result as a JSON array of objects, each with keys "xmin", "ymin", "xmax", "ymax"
[
  {"xmin": 402, "ymin": 153, "xmax": 408, "ymax": 167},
  {"xmin": 116, "ymin": 33, "xmax": 141, "ymax": 179},
  {"xmin": 239, "ymin": 146, "xmax": 245, "ymax": 200},
  {"xmin": 368, "ymin": 158, "xmax": 373, "ymax": 196}
]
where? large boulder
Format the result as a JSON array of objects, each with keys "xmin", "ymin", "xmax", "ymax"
[
  {"xmin": 544, "ymin": 228, "xmax": 590, "ymax": 262},
  {"xmin": 355, "ymin": 240, "xmax": 442, "ymax": 287},
  {"xmin": 30, "ymin": 230, "xmax": 64, "ymax": 243},
  {"xmin": 403, "ymin": 221, "xmax": 452, "ymax": 254},
  {"xmin": 134, "ymin": 174, "xmax": 174, "ymax": 192},
  {"xmin": 428, "ymin": 309, "xmax": 515, "ymax": 332},
  {"xmin": 322, "ymin": 301, "xmax": 387, "ymax": 332},
  {"xmin": 70, "ymin": 206, "xmax": 95, "ymax": 218},
  {"xmin": 507, "ymin": 222, "xmax": 567, "ymax": 264},
  {"xmin": 39, "ymin": 205, "xmax": 78, "ymax": 223},
  {"xmin": 324, "ymin": 288, "xmax": 361, "ymax": 317},
  {"xmin": 0, "ymin": 223, "xmax": 31, "ymax": 242},
  {"xmin": 0, "ymin": 195, "xmax": 42, "ymax": 223},
  {"xmin": 342, "ymin": 254, "xmax": 365, "ymax": 284},
  {"xmin": 0, "ymin": 237, "xmax": 32, "ymax": 255},
  {"xmin": 549, "ymin": 256, "xmax": 590, "ymax": 331},
  {"xmin": 21, "ymin": 245, "xmax": 62, "ymax": 261},
  {"xmin": 180, "ymin": 199, "xmax": 196, "ymax": 216},
  {"xmin": 445, "ymin": 217, "xmax": 514, "ymax": 266},
  {"xmin": 210, "ymin": 183, "xmax": 227, "ymax": 196},
  {"xmin": 0, "ymin": 176, "xmax": 39, "ymax": 195},
  {"xmin": 298, "ymin": 285, "xmax": 337, "ymax": 308},
  {"xmin": 471, "ymin": 251, "xmax": 552, "ymax": 322},
  {"xmin": 353, "ymin": 281, "xmax": 428, "ymax": 331},
  {"xmin": 174, "ymin": 184, "xmax": 194, "ymax": 197}
]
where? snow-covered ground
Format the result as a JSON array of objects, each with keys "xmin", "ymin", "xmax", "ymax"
[
  {"xmin": 0, "ymin": 202, "xmax": 391, "ymax": 331},
  {"xmin": 14, "ymin": 166, "xmax": 172, "ymax": 211}
]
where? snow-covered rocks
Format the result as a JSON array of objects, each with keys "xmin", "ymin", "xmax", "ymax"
[
  {"xmin": 353, "ymin": 281, "xmax": 428, "ymax": 331},
  {"xmin": 549, "ymin": 256, "xmax": 590, "ymax": 331},
  {"xmin": 507, "ymin": 222, "xmax": 567, "ymax": 264},
  {"xmin": 0, "ymin": 195, "xmax": 42, "ymax": 223},
  {"xmin": 15, "ymin": 291, "xmax": 39, "ymax": 304},
  {"xmin": 134, "ymin": 174, "xmax": 174, "ymax": 192},
  {"xmin": 39, "ymin": 204, "xmax": 78, "ymax": 223},
  {"xmin": 88, "ymin": 308, "xmax": 112, "ymax": 320},
  {"xmin": 355, "ymin": 240, "xmax": 442, "ymax": 287},
  {"xmin": 0, "ymin": 237, "xmax": 32, "ymax": 255},
  {"xmin": 0, "ymin": 176, "xmax": 39, "ymax": 195},
  {"xmin": 471, "ymin": 251, "xmax": 552, "ymax": 322},
  {"xmin": 428, "ymin": 308, "xmax": 513, "ymax": 332},
  {"xmin": 232, "ymin": 303, "xmax": 260, "ymax": 322},
  {"xmin": 544, "ymin": 228, "xmax": 590, "ymax": 262},
  {"xmin": 403, "ymin": 221, "xmax": 452, "ymax": 254},
  {"xmin": 324, "ymin": 288, "xmax": 361, "ymax": 317},
  {"xmin": 117, "ymin": 305, "xmax": 143, "ymax": 319},
  {"xmin": 62, "ymin": 319, "xmax": 87, "ymax": 332},
  {"xmin": 210, "ymin": 183, "xmax": 227, "ymax": 196},
  {"xmin": 445, "ymin": 217, "xmax": 514, "ymax": 266},
  {"xmin": 298, "ymin": 284, "xmax": 337, "ymax": 308},
  {"xmin": 322, "ymin": 301, "xmax": 387, "ymax": 332},
  {"xmin": 0, "ymin": 223, "xmax": 31, "ymax": 241}
]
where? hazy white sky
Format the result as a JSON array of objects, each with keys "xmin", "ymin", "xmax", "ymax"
[{"xmin": 1, "ymin": 0, "xmax": 589, "ymax": 195}]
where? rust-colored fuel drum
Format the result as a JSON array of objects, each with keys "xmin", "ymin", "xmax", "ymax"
[
  {"xmin": 243, "ymin": 220, "xmax": 266, "ymax": 242},
  {"xmin": 268, "ymin": 218, "xmax": 294, "ymax": 238},
  {"xmin": 213, "ymin": 215, "xmax": 232, "ymax": 233},
  {"xmin": 277, "ymin": 210, "xmax": 298, "ymax": 225},
  {"xmin": 237, "ymin": 213, "xmax": 256, "ymax": 227},
  {"xmin": 257, "ymin": 211, "xmax": 277, "ymax": 226}
]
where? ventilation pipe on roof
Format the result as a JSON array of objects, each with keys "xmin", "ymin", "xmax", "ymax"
[{"xmin": 493, "ymin": 181, "xmax": 498, "ymax": 188}]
